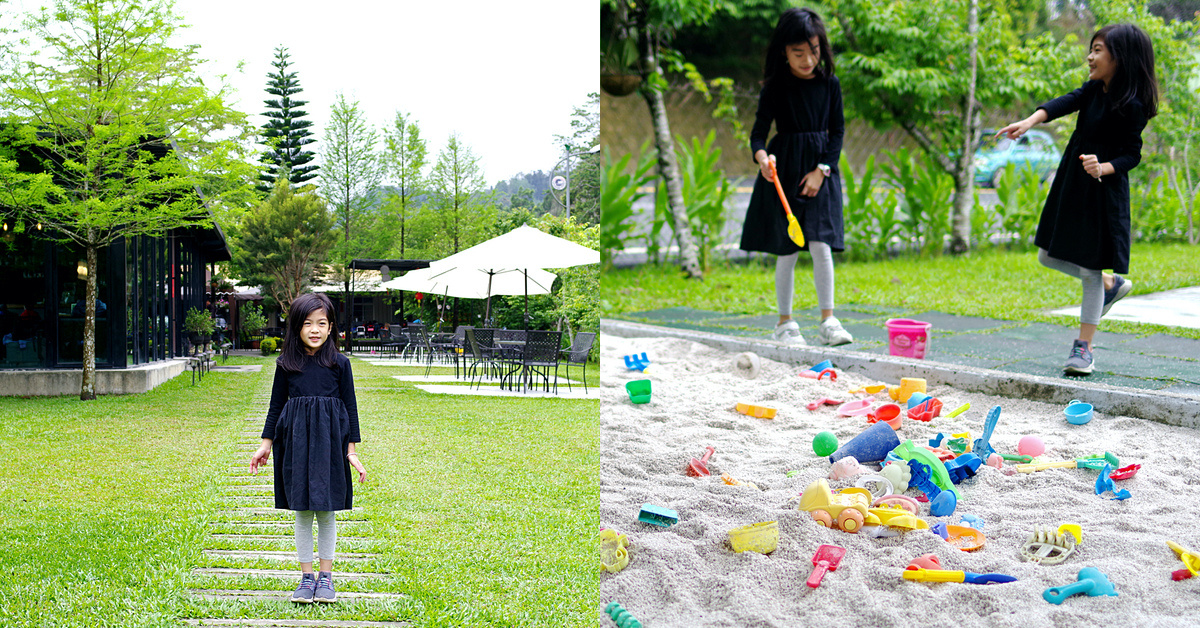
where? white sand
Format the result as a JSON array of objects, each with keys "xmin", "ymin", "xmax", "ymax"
[{"xmin": 600, "ymin": 335, "xmax": 1200, "ymax": 628}]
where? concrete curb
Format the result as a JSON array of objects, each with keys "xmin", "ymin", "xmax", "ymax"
[{"xmin": 602, "ymin": 319, "xmax": 1200, "ymax": 430}]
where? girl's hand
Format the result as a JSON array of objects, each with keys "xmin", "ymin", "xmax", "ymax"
[
  {"xmin": 995, "ymin": 119, "xmax": 1033, "ymax": 140},
  {"xmin": 758, "ymin": 153, "xmax": 777, "ymax": 182},
  {"xmin": 799, "ymin": 168, "xmax": 825, "ymax": 197},
  {"xmin": 348, "ymin": 453, "xmax": 367, "ymax": 483},
  {"xmin": 1079, "ymin": 154, "xmax": 1107, "ymax": 180},
  {"xmin": 249, "ymin": 446, "xmax": 271, "ymax": 474}
]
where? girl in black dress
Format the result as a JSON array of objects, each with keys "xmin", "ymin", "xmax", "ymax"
[
  {"xmin": 741, "ymin": 7, "xmax": 852, "ymax": 347},
  {"xmin": 251, "ymin": 293, "xmax": 368, "ymax": 603},
  {"xmin": 997, "ymin": 24, "xmax": 1157, "ymax": 375}
]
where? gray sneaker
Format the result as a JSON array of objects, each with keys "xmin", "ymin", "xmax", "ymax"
[
  {"xmin": 772, "ymin": 320, "xmax": 807, "ymax": 345},
  {"xmin": 818, "ymin": 316, "xmax": 853, "ymax": 346},
  {"xmin": 314, "ymin": 571, "xmax": 336, "ymax": 603},
  {"xmin": 1064, "ymin": 339, "xmax": 1094, "ymax": 375},
  {"xmin": 290, "ymin": 572, "xmax": 316, "ymax": 603},
  {"xmin": 1102, "ymin": 275, "xmax": 1132, "ymax": 317}
]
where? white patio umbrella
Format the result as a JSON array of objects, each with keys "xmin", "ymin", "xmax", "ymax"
[
  {"xmin": 380, "ymin": 265, "xmax": 557, "ymax": 321},
  {"xmin": 426, "ymin": 225, "xmax": 600, "ymax": 328}
]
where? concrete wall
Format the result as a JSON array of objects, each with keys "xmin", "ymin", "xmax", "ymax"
[{"xmin": 0, "ymin": 358, "xmax": 189, "ymax": 397}]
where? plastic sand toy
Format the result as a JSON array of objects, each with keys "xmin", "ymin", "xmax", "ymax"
[
  {"xmin": 879, "ymin": 463, "xmax": 911, "ymax": 493},
  {"xmin": 1064, "ymin": 399, "xmax": 1094, "ymax": 424},
  {"xmin": 873, "ymin": 494, "xmax": 919, "ymax": 514},
  {"xmin": 848, "ymin": 384, "xmax": 887, "ymax": 395},
  {"xmin": 625, "ymin": 379, "xmax": 651, "ymax": 404},
  {"xmin": 973, "ymin": 406, "xmax": 1002, "ymax": 459},
  {"xmin": 908, "ymin": 397, "xmax": 943, "ymax": 422},
  {"xmin": 866, "ymin": 504, "xmax": 928, "ymax": 530},
  {"xmin": 944, "ymin": 402, "xmax": 971, "ymax": 418},
  {"xmin": 686, "ymin": 446, "xmax": 716, "ymax": 477},
  {"xmin": 604, "ymin": 602, "xmax": 643, "ymax": 628},
  {"xmin": 944, "ymin": 525, "xmax": 986, "ymax": 551},
  {"xmin": 829, "ymin": 422, "xmax": 901, "ymax": 464},
  {"xmin": 867, "ymin": 403, "xmax": 903, "ymax": 430},
  {"xmin": 720, "ymin": 473, "xmax": 759, "ymax": 490},
  {"xmin": 799, "ymin": 478, "xmax": 871, "ymax": 533},
  {"xmin": 1022, "ymin": 524, "xmax": 1082, "ymax": 565},
  {"xmin": 892, "ymin": 440, "xmax": 960, "ymax": 501},
  {"xmin": 810, "ymin": 359, "xmax": 833, "ymax": 372},
  {"xmin": 813, "ymin": 432, "xmax": 840, "ymax": 458},
  {"xmin": 855, "ymin": 474, "xmax": 894, "ymax": 499},
  {"xmin": 903, "ymin": 554, "xmax": 1015, "ymax": 584},
  {"xmin": 888, "ymin": 377, "xmax": 926, "ymax": 402},
  {"xmin": 733, "ymin": 352, "xmax": 762, "ymax": 379},
  {"xmin": 1043, "ymin": 567, "xmax": 1117, "ymax": 604},
  {"xmin": 600, "ymin": 528, "xmax": 631, "ymax": 573},
  {"xmin": 728, "ymin": 521, "xmax": 778, "ymax": 554},
  {"xmin": 1095, "ymin": 463, "xmax": 1132, "ymax": 500},
  {"xmin": 735, "ymin": 402, "xmax": 777, "ymax": 419},
  {"xmin": 806, "ymin": 397, "xmax": 843, "ymax": 411},
  {"xmin": 907, "ymin": 459, "xmax": 958, "ymax": 517},
  {"xmin": 800, "ymin": 367, "xmax": 837, "ymax": 381},
  {"xmin": 1168, "ymin": 541, "xmax": 1200, "ymax": 580},
  {"xmin": 637, "ymin": 504, "xmax": 678, "ymax": 527},
  {"xmin": 837, "ymin": 398, "xmax": 874, "ymax": 416},
  {"xmin": 622, "ymin": 353, "xmax": 651, "ymax": 372},
  {"xmin": 1108, "ymin": 464, "xmax": 1141, "ymax": 480},
  {"xmin": 806, "ymin": 544, "xmax": 845, "ymax": 588},
  {"xmin": 1018, "ymin": 452, "xmax": 1119, "ymax": 473},
  {"xmin": 828, "ymin": 456, "xmax": 870, "ymax": 479}
]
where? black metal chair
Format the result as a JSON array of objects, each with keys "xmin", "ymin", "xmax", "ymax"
[
  {"xmin": 465, "ymin": 328, "xmax": 503, "ymax": 388},
  {"xmin": 503, "ymin": 330, "xmax": 563, "ymax": 393},
  {"xmin": 382, "ymin": 326, "xmax": 407, "ymax": 357},
  {"xmin": 559, "ymin": 332, "xmax": 595, "ymax": 393}
]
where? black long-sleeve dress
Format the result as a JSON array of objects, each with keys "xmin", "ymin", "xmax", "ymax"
[
  {"xmin": 1035, "ymin": 80, "xmax": 1148, "ymax": 275},
  {"xmin": 261, "ymin": 352, "xmax": 361, "ymax": 512},
  {"xmin": 740, "ymin": 72, "xmax": 845, "ymax": 255}
]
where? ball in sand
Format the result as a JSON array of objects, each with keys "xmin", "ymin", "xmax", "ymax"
[
  {"xmin": 813, "ymin": 431, "xmax": 838, "ymax": 457},
  {"xmin": 1018, "ymin": 435, "xmax": 1045, "ymax": 457},
  {"xmin": 733, "ymin": 352, "xmax": 762, "ymax": 379}
]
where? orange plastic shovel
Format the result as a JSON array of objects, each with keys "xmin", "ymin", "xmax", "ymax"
[{"xmin": 767, "ymin": 159, "xmax": 805, "ymax": 247}]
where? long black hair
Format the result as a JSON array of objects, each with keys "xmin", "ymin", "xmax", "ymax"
[
  {"xmin": 1093, "ymin": 24, "xmax": 1158, "ymax": 119},
  {"xmin": 763, "ymin": 7, "xmax": 835, "ymax": 84},
  {"xmin": 276, "ymin": 292, "xmax": 339, "ymax": 372}
]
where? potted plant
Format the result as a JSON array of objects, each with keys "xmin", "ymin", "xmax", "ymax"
[
  {"xmin": 601, "ymin": 17, "xmax": 642, "ymax": 96},
  {"xmin": 184, "ymin": 307, "xmax": 215, "ymax": 355},
  {"xmin": 241, "ymin": 303, "xmax": 267, "ymax": 350}
]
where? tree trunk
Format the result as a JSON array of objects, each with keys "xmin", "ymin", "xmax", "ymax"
[
  {"xmin": 80, "ymin": 241, "xmax": 98, "ymax": 401},
  {"xmin": 950, "ymin": 0, "xmax": 980, "ymax": 255},
  {"xmin": 639, "ymin": 31, "xmax": 702, "ymax": 279}
]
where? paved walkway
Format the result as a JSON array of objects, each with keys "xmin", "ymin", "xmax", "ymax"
[{"xmin": 614, "ymin": 289, "xmax": 1200, "ymax": 398}]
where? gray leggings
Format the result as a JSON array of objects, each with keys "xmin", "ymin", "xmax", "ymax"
[
  {"xmin": 1038, "ymin": 248, "xmax": 1104, "ymax": 326},
  {"xmin": 295, "ymin": 510, "xmax": 338, "ymax": 563},
  {"xmin": 776, "ymin": 241, "xmax": 835, "ymax": 316}
]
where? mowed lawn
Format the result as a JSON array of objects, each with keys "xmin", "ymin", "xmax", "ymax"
[{"xmin": 0, "ymin": 354, "xmax": 599, "ymax": 627}]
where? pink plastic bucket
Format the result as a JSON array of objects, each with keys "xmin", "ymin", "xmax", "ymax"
[{"xmin": 886, "ymin": 319, "xmax": 932, "ymax": 359}]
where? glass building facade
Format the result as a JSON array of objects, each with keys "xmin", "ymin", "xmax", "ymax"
[{"xmin": 0, "ymin": 223, "xmax": 226, "ymax": 370}]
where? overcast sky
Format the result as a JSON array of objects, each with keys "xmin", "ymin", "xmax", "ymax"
[{"xmin": 7, "ymin": 0, "xmax": 599, "ymax": 185}]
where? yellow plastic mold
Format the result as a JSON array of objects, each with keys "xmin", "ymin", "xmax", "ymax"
[
  {"xmin": 735, "ymin": 403, "xmax": 777, "ymax": 419},
  {"xmin": 721, "ymin": 473, "xmax": 760, "ymax": 490},
  {"xmin": 600, "ymin": 528, "xmax": 631, "ymax": 573},
  {"xmin": 728, "ymin": 521, "xmax": 779, "ymax": 554}
]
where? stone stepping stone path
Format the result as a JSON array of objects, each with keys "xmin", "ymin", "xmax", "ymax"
[{"xmin": 186, "ymin": 374, "xmax": 408, "ymax": 626}]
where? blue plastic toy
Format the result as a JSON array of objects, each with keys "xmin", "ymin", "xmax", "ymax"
[
  {"xmin": 944, "ymin": 453, "xmax": 983, "ymax": 484},
  {"xmin": 908, "ymin": 459, "xmax": 958, "ymax": 517},
  {"xmin": 1043, "ymin": 567, "xmax": 1118, "ymax": 605},
  {"xmin": 623, "ymin": 353, "xmax": 651, "ymax": 372},
  {"xmin": 930, "ymin": 522, "xmax": 949, "ymax": 539},
  {"xmin": 928, "ymin": 433, "xmax": 946, "ymax": 448},
  {"xmin": 828, "ymin": 422, "xmax": 901, "ymax": 464},
  {"xmin": 605, "ymin": 602, "xmax": 644, "ymax": 628},
  {"xmin": 973, "ymin": 406, "xmax": 1001, "ymax": 459},
  {"xmin": 907, "ymin": 392, "xmax": 931, "ymax": 408},
  {"xmin": 1095, "ymin": 463, "xmax": 1132, "ymax": 501},
  {"xmin": 960, "ymin": 514, "xmax": 985, "ymax": 530},
  {"xmin": 638, "ymin": 503, "xmax": 679, "ymax": 527},
  {"xmin": 810, "ymin": 359, "xmax": 832, "ymax": 372}
]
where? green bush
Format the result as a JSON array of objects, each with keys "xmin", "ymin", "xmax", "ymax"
[
  {"xmin": 259, "ymin": 337, "xmax": 278, "ymax": 355},
  {"xmin": 183, "ymin": 307, "xmax": 214, "ymax": 335},
  {"xmin": 600, "ymin": 143, "xmax": 656, "ymax": 267}
]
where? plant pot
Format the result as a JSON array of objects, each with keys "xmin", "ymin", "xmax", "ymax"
[
  {"xmin": 250, "ymin": 340, "xmax": 260, "ymax": 350},
  {"xmin": 601, "ymin": 73, "xmax": 641, "ymax": 97}
]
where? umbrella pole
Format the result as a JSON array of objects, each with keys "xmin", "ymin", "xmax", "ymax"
[
  {"xmin": 485, "ymin": 272, "xmax": 494, "ymax": 326},
  {"xmin": 524, "ymin": 269, "xmax": 529, "ymax": 332}
]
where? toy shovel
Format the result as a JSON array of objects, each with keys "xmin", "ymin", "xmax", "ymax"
[
  {"xmin": 767, "ymin": 159, "xmax": 805, "ymax": 247},
  {"xmin": 1168, "ymin": 541, "xmax": 1200, "ymax": 580},
  {"xmin": 806, "ymin": 544, "xmax": 845, "ymax": 588},
  {"xmin": 686, "ymin": 446, "xmax": 715, "ymax": 477}
]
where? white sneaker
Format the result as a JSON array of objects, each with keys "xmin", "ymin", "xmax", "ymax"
[
  {"xmin": 772, "ymin": 320, "xmax": 807, "ymax": 345},
  {"xmin": 818, "ymin": 316, "xmax": 853, "ymax": 346}
]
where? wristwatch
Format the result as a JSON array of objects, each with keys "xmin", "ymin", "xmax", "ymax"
[{"xmin": 817, "ymin": 163, "xmax": 831, "ymax": 176}]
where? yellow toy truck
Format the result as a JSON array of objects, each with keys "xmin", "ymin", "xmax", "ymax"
[{"xmin": 799, "ymin": 479, "xmax": 871, "ymax": 533}]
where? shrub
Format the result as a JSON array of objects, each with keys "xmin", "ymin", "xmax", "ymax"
[{"xmin": 260, "ymin": 337, "xmax": 278, "ymax": 355}]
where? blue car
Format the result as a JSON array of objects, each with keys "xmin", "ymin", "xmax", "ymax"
[{"xmin": 974, "ymin": 129, "xmax": 1061, "ymax": 188}]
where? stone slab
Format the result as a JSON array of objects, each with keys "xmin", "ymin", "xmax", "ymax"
[
  {"xmin": 202, "ymin": 550, "xmax": 375, "ymax": 561},
  {"xmin": 187, "ymin": 589, "xmax": 406, "ymax": 602},
  {"xmin": 184, "ymin": 619, "xmax": 409, "ymax": 627},
  {"xmin": 0, "ymin": 358, "xmax": 188, "ymax": 396},
  {"xmin": 902, "ymin": 312, "xmax": 1016, "ymax": 334},
  {"xmin": 623, "ymin": 306, "xmax": 727, "ymax": 323},
  {"xmin": 191, "ymin": 568, "xmax": 389, "ymax": 580},
  {"xmin": 1049, "ymin": 285, "xmax": 1200, "ymax": 329},
  {"xmin": 412, "ymin": 384, "xmax": 598, "ymax": 399},
  {"xmin": 1112, "ymin": 333, "xmax": 1200, "ymax": 361},
  {"xmin": 207, "ymin": 535, "xmax": 372, "ymax": 543}
]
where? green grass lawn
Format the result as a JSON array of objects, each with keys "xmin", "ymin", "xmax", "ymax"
[
  {"xmin": 0, "ymin": 356, "xmax": 599, "ymax": 627},
  {"xmin": 601, "ymin": 242, "xmax": 1200, "ymax": 340}
]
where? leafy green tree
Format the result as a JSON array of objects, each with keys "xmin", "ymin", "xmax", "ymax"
[
  {"xmin": 319, "ymin": 93, "xmax": 381, "ymax": 345},
  {"xmin": 231, "ymin": 179, "xmax": 337, "ymax": 312},
  {"xmin": 824, "ymin": 0, "xmax": 1078, "ymax": 252},
  {"xmin": 604, "ymin": 0, "xmax": 727, "ymax": 278},
  {"xmin": 0, "ymin": 0, "xmax": 256, "ymax": 400},
  {"xmin": 258, "ymin": 46, "xmax": 319, "ymax": 192},
  {"xmin": 382, "ymin": 111, "xmax": 428, "ymax": 257},
  {"xmin": 426, "ymin": 133, "xmax": 494, "ymax": 256}
]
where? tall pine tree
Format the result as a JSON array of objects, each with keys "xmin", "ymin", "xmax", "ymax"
[{"xmin": 258, "ymin": 46, "xmax": 317, "ymax": 191}]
